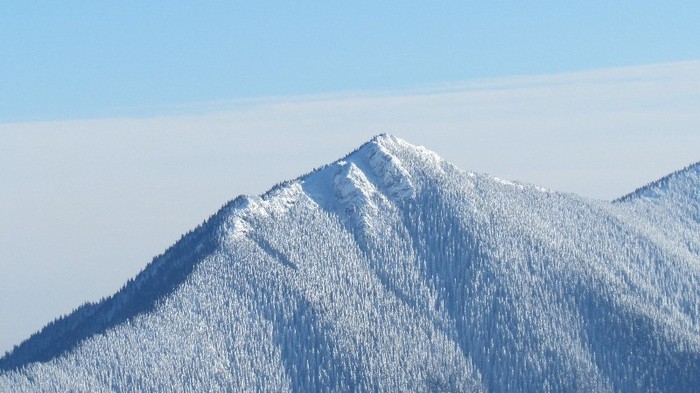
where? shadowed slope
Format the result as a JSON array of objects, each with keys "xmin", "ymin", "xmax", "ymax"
[{"xmin": 0, "ymin": 196, "xmax": 243, "ymax": 371}]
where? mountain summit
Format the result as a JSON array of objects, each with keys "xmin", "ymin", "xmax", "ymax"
[{"xmin": 2, "ymin": 135, "xmax": 699, "ymax": 392}]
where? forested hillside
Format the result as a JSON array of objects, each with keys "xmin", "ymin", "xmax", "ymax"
[{"xmin": 1, "ymin": 134, "xmax": 698, "ymax": 392}]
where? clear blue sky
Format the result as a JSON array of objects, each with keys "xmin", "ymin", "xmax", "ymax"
[{"xmin": 2, "ymin": 1, "xmax": 699, "ymax": 122}]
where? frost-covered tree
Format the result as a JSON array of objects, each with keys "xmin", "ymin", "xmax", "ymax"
[{"xmin": 1, "ymin": 134, "xmax": 699, "ymax": 392}]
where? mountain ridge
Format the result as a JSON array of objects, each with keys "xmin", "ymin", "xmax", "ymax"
[
  {"xmin": 0, "ymin": 133, "xmax": 419, "ymax": 370},
  {"xmin": 1, "ymin": 134, "xmax": 699, "ymax": 392},
  {"xmin": 615, "ymin": 160, "xmax": 700, "ymax": 203}
]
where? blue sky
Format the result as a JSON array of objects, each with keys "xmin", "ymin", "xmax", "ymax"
[
  {"xmin": 1, "ymin": 3, "xmax": 700, "ymax": 355},
  {"xmin": 2, "ymin": 1, "xmax": 699, "ymax": 122}
]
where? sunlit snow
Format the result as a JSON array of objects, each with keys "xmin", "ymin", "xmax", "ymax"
[{"xmin": 1, "ymin": 134, "xmax": 698, "ymax": 392}]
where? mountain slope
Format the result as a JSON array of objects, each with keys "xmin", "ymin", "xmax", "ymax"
[
  {"xmin": 614, "ymin": 161, "xmax": 700, "ymax": 263},
  {"xmin": 1, "ymin": 134, "xmax": 699, "ymax": 392}
]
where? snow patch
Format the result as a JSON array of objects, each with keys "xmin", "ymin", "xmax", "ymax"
[
  {"xmin": 334, "ymin": 162, "xmax": 378, "ymax": 213},
  {"xmin": 364, "ymin": 140, "xmax": 415, "ymax": 200},
  {"xmin": 260, "ymin": 183, "xmax": 303, "ymax": 216},
  {"xmin": 494, "ymin": 177, "xmax": 525, "ymax": 190}
]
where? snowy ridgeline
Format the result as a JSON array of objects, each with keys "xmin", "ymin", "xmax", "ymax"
[{"xmin": 1, "ymin": 134, "xmax": 699, "ymax": 392}]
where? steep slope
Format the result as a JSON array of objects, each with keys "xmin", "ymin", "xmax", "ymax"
[
  {"xmin": 614, "ymin": 161, "xmax": 700, "ymax": 262},
  {"xmin": 1, "ymin": 134, "xmax": 699, "ymax": 392}
]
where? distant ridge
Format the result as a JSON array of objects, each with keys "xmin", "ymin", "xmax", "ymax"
[{"xmin": 615, "ymin": 161, "xmax": 700, "ymax": 202}]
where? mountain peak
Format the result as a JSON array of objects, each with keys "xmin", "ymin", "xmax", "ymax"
[
  {"xmin": 353, "ymin": 133, "xmax": 413, "ymax": 163},
  {"xmin": 2, "ymin": 136, "xmax": 699, "ymax": 392},
  {"xmin": 369, "ymin": 132, "xmax": 400, "ymax": 144}
]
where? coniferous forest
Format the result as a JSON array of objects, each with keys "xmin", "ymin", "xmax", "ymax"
[{"xmin": 1, "ymin": 135, "xmax": 699, "ymax": 392}]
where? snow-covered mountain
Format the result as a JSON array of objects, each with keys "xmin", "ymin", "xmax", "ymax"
[{"xmin": 1, "ymin": 134, "xmax": 699, "ymax": 392}]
